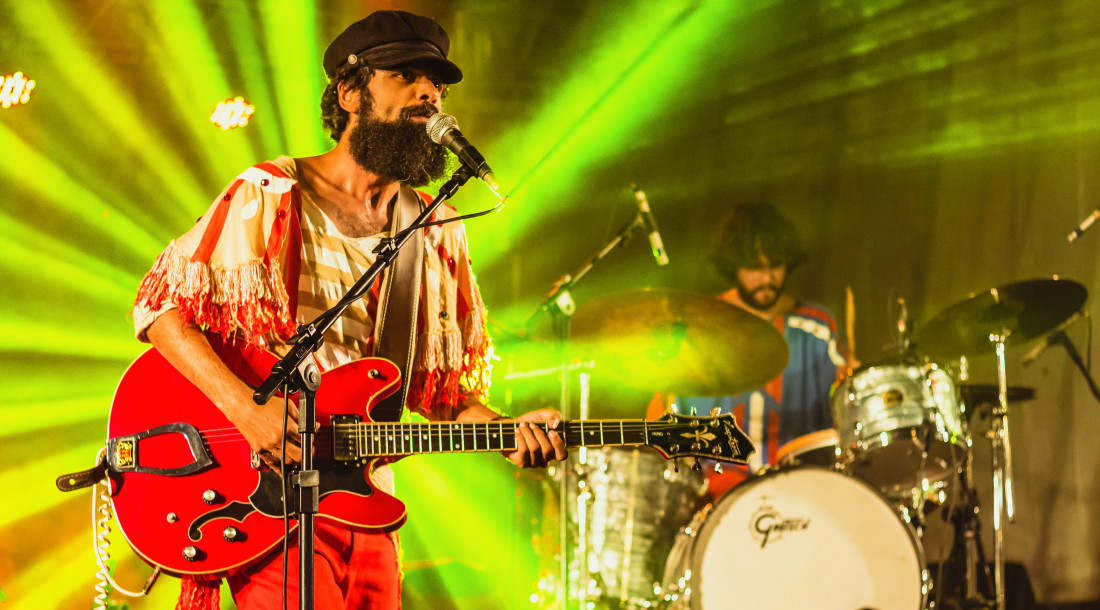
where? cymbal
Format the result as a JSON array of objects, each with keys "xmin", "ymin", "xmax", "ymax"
[
  {"xmin": 571, "ymin": 288, "xmax": 789, "ymax": 396},
  {"xmin": 913, "ymin": 278, "xmax": 1087, "ymax": 360}
]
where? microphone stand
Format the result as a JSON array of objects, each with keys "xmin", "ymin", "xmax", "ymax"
[
  {"xmin": 524, "ymin": 207, "xmax": 648, "ymax": 610},
  {"xmin": 253, "ymin": 164, "xmax": 475, "ymax": 610},
  {"xmin": 1049, "ymin": 331, "xmax": 1100, "ymax": 401}
]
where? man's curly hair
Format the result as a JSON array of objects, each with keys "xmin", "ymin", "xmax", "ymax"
[
  {"xmin": 711, "ymin": 202, "xmax": 807, "ymax": 283},
  {"xmin": 320, "ymin": 62, "xmax": 375, "ymax": 142}
]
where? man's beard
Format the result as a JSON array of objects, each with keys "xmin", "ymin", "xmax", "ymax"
[
  {"xmin": 737, "ymin": 281, "xmax": 784, "ymax": 311},
  {"xmin": 347, "ymin": 99, "xmax": 450, "ymax": 186}
]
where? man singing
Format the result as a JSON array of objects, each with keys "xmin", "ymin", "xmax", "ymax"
[{"xmin": 133, "ymin": 10, "xmax": 564, "ymax": 608}]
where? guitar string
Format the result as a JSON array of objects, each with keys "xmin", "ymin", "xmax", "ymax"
[{"xmin": 194, "ymin": 423, "xmax": 716, "ymax": 451}]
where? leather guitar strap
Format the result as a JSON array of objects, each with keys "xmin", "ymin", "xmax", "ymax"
[{"xmin": 370, "ymin": 186, "xmax": 425, "ymax": 422}]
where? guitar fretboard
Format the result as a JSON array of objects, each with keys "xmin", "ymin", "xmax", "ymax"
[{"xmin": 334, "ymin": 419, "xmax": 657, "ymax": 460}]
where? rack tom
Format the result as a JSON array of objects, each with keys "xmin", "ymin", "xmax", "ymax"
[{"xmin": 831, "ymin": 361, "xmax": 967, "ymax": 494}]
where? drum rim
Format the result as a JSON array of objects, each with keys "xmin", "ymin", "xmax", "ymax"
[
  {"xmin": 686, "ymin": 465, "xmax": 929, "ymax": 610},
  {"xmin": 774, "ymin": 428, "xmax": 839, "ymax": 464}
]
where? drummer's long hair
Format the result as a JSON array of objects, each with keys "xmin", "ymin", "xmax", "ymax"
[{"xmin": 711, "ymin": 202, "xmax": 807, "ymax": 282}]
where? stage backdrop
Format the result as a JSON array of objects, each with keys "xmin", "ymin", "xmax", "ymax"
[{"xmin": 2, "ymin": 0, "xmax": 1099, "ymax": 607}]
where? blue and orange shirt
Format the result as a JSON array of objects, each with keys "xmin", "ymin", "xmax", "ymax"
[{"xmin": 671, "ymin": 303, "xmax": 848, "ymax": 472}]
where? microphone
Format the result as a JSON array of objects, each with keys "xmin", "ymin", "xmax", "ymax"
[
  {"xmin": 1068, "ymin": 208, "xmax": 1100, "ymax": 242},
  {"xmin": 632, "ymin": 184, "xmax": 669, "ymax": 266},
  {"xmin": 425, "ymin": 113, "xmax": 501, "ymax": 194}
]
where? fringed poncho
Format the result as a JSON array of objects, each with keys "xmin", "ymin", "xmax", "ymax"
[{"xmin": 133, "ymin": 157, "xmax": 494, "ymax": 419}]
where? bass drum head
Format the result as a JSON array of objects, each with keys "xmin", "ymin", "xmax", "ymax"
[{"xmin": 690, "ymin": 466, "xmax": 927, "ymax": 610}]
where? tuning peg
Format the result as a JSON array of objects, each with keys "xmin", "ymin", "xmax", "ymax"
[
  {"xmin": 710, "ymin": 407, "xmax": 720, "ymax": 417},
  {"xmin": 714, "ymin": 462, "xmax": 723, "ymax": 474},
  {"xmin": 673, "ymin": 460, "xmax": 679, "ymax": 473},
  {"xmin": 692, "ymin": 458, "xmax": 701, "ymax": 471},
  {"xmin": 690, "ymin": 405, "xmax": 697, "ymax": 416}
]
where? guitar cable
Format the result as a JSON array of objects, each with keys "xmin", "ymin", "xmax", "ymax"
[{"xmin": 90, "ymin": 447, "xmax": 160, "ymax": 609}]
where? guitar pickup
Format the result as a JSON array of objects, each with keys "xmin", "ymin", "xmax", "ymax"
[
  {"xmin": 107, "ymin": 423, "xmax": 213, "ymax": 476},
  {"xmin": 330, "ymin": 414, "xmax": 360, "ymax": 463}
]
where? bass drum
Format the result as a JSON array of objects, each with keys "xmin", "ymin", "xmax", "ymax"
[{"xmin": 659, "ymin": 467, "xmax": 928, "ymax": 610}]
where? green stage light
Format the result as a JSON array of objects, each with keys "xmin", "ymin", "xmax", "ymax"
[
  {"xmin": 5, "ymin": 0, "xmax": 214, "ymax": 215},
  {"xmin": 259, "ymin": 0, "xmax": 326, "ymax": 156},
  {"xmin": 469, "ymin": 0, "xmax": 743, "ymax": 268},
  {"xmin": 0, "ymin": 441, "xmax": 105, "ymax": 527}
]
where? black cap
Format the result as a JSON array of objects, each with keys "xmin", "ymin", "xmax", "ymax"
[{"xmin": 323, "ymin": 11, "xmax": 462, "ymax": 84}]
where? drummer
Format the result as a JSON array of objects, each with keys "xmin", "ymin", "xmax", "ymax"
[{"xmin": 648, "ymin": 202, "xmax": 852, "ymax": 497}]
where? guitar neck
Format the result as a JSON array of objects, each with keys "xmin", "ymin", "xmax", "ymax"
[{"xmin": 337, "ymin": 419, "xmax": 656, "ymax": 459}]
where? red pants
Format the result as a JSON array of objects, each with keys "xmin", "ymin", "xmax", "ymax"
[{"xmin": 228, "ymin": 521, "xmax": 400, "ymax": 609}]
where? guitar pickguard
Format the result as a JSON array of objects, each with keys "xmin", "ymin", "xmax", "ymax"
[{"xmin": 185, "ymin": 462, "xmax": 378, "ymax": 543}]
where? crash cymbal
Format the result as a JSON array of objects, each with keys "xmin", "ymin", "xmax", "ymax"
[
  {"xmin": 571, "ymin": 288, "xmax": 789, "ymax": 396},
  {"xmin": 959, "ymin": 383, "xmax": 1036, "ymax": 406},
  {"xmin": 913, "ymin": 278, "xmax": 1087, "ymax": 360}
]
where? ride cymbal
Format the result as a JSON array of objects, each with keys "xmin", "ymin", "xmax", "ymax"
[
  {"xmin": 571, "ymin": 288, "xmax": 788, "ymax": 396},
  {"xmin": 913, "ymin": 278, "xmax": 1087, "ymax": 360}
]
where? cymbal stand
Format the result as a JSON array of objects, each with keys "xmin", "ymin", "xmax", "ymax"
[
  {"xmin": 937, "ymin": 454, "xmax": 996, "ymax": 609},
  {"xmin": 988, "ymin": 331, "xmax": 1015, "ymax": 610},
  {"xmin": 525, "ymin": 194, "xmax": 653, "ymax": 609},
  {"xmin": 933, "ymin": 356, "xmax": 994, "ymax": 609}
]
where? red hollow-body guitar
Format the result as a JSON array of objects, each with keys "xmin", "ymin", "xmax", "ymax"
[{"xmin": 105, "ymin": 340, "xmax": 754, "ymax": 577}]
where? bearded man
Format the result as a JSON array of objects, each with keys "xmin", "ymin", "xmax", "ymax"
[
  {"xmin": 648, "ymin": 202, "xmax": 849, "ymax": 496},
  {"xmin": 132, "ymin": 10, "xmax": 564, "ymax": 609}
]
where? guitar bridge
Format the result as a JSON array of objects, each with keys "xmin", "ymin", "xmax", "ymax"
[{"xmin": 331, "ymin": 414, "xmax": 360, "ymax": 463}]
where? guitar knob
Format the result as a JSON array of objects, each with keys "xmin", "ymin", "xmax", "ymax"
[
  {"xmin": 166, "ymin": 512, "xmax": 179, "ymax": 524},
  {"xmin": 202, "ymin": 489, "xmax": 222, "ymax": 505},
  {"xmin": 182, "ymin": 546, "xmax": 201, "ymax": 561},
  {"xmin": 223, "ymin": 526, "xmax": 240, "ymax": 541},
  {"xmin": 368, "ymin": 369, "xmax": 384, "ymax": 379}
]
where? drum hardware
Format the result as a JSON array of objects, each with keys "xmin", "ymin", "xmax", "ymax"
[
  {"xmin": 914, "ymin": 277, "xmax": 1088, "ymax": 610},
  {"xmin": 523, "ymin": 201, "xmax": 676, "ymax": 608},
  {"xmin": 931, "ymin": 450, "xmax": 996, "ymax": 610}
]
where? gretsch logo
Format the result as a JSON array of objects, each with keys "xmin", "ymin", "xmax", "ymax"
[
  {"xmin": 750, "ymin": 499, "xmax": 810, "ymax": 549},
  {"xmin": 721, "ymin": 424, "xmax": 741, "ymax": 457}
]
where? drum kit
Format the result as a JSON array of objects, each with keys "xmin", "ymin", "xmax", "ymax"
[{"xmin": 528, "ymin": 277, "xmax": 1087, "ymax": 610}]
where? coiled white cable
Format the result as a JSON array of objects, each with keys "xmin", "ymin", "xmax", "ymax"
[{"xmin": 91, "ymin": 448, "xmax": 158, "ymax": 609}]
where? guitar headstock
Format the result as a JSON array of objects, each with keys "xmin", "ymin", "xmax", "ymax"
[{"xmin": 647, "ymin": 412, "xmax": 755, "ymax": 465}]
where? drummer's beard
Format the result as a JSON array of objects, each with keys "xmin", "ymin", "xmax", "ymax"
[{"xmin": 737, "ymin": 279, "xmax": 785, "ymax": 311}]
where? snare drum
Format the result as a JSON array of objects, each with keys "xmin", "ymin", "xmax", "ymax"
[
  {"xmin": 659, "ymin": 467, "xmax": 928, "ymax": 609},
  {"xmin": 831, "ymin": 361, "xmax": 967, "ymax": 494}
]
